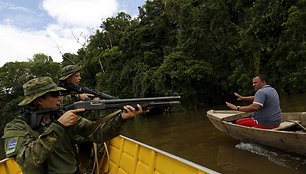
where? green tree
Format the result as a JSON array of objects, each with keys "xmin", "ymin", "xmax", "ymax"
[
  {"xmin": 29, "ymin": 53, "xmax": 53, "ymax": 63},
  {"xmin": 0, "ymin": 61, "xmax": 60, "ymax": 133}
]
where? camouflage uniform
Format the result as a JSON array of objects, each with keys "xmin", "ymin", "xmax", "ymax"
[
  {"xmin": 58, "ymin": 65, "xmax": 82, "ymax": 105},
  {"xmin": 2, "ymin": 77, "xmax": 124, "ymax": 174}
]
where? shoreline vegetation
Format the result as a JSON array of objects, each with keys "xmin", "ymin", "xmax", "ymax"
[{"xmin": 0, "ymin": 0, "xmax": 305, "ymax": 136}]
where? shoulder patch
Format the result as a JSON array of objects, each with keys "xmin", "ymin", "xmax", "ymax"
[{"xmin": 6, "ymin": 138, "xmax": 18, "ymax": 155}]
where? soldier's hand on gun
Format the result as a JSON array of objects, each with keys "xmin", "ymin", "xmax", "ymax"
[
  {"xmin": 79, "ymin": 93, "xmax": 94, "ymax": 101},
  {"xmin": 121, "ymin": 104, "xmax": 149, "ymax": 120},
  {"xmin": 58, "ymin": 108, "xmax": 85, "ymax": 127}
]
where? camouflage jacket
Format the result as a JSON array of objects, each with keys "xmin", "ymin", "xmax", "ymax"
[
  {"xmin": 2, "ymin": 112, "xmax": 125, "ymax": 174},
  {"xmin": 57, "ymin": 81, "xmax": 81, "ymax": 105},
  {"xmin": 61, "ymin": 92, "xmax": 81, "ymax": 106}
]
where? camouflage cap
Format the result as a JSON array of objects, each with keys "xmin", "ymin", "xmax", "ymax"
[
  {"xmin": 18, "ymin": 77, "xmax": 66, "ymax": 106},
  {"xmin": 59, "ymin": 65, "xmax": 81, "ymax": 81}
]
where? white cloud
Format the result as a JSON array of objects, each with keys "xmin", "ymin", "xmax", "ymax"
[
  {"xmin": 0, "ymin": 0, "xmax": 120, "ymax": 67},
  {"xmin": 0, "ymin": 24, "xmax": 83, "ymax": 65},
  {"xmin": 42, "ymin": 0, "xmax": 118, "ymax": 27}
]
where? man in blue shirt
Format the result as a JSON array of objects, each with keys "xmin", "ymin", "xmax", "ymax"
[{"xmin": 226, "ymin": 75, "xmax": 282, "ymax": 129}]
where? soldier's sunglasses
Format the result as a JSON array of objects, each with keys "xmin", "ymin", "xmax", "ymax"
[{"xmin": 48, "ymin": 91, "xmax": 60, "ymax": 98}]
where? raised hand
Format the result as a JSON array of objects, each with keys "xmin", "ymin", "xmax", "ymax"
[
  {"xmin": 225, "ymin": 102, "xmax": 237, "ymax": 110},
  {"xmin": 234, "ymin": 92, "xmax": 243, "ymax": 100}
]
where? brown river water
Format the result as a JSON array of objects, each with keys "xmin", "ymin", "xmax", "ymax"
[
  {"xmin": 121, "ymin": 94, "xmax": 306, "ymax": 174},
  {"xmin": 1, "ymin": 93, "xmax": 306, "ymax": 173}
]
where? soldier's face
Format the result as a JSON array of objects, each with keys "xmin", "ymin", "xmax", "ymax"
[
  {"xmin": 37, "ymin": 91, "xmax": 61, "ymax": 109},
  {"xmin": 67, "ymin": 72, "xmax": 81, "ymax": 86}
]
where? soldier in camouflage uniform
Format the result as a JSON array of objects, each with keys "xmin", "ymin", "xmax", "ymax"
[
  {"xmin": 58, "ymin": 65, "xmax": 113, "ymax": 171},
  {"xmin": 57, "ymin": 65, "xmax": 93, "ymax": 105},
  {"xmin": 2, "ymin": 77, "xmax": 145, "ymax": 174}
]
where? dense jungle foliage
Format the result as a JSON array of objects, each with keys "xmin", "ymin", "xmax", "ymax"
[{"xmin": 0, "ymin": 0, "xmax": 305, "ymax": 133}]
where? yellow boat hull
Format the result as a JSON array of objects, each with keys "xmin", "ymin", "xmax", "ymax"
[
  {"xmin": 99, "ymin": 135, "xmax": 218, "ymax": 174},
  {"xmin": 0, "ymin": 158, "xmax": 22, "ymax": 174},
  {"xmin": 0, "ymin": 135, "xmax": 218, "ymax": 174}
]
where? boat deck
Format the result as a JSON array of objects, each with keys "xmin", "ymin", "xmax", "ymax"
[{"xmin": 273, "ymin": 121, "xmax": 297, "ymax": 130}]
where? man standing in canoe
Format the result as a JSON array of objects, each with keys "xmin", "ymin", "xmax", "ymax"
[{"xmin": 226, "ymin": 75, "xmax": 281, "ymax": 129}]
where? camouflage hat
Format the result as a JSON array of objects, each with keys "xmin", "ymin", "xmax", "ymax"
[
  {"xmin": 18, "ymin": 77, "xmax": 66, "ymax": 106},
  {"xmin": 59, "ymin": 65, "xmax": 81, "ymax": 80}
]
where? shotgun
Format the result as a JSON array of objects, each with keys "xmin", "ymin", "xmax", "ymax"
[{"xmin": 27, "ymin": 96, "xmax": 181, "ymax": 128}]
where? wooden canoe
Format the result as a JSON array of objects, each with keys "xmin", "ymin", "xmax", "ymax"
[
  {"xmin": 0, "ymin": 135, "xmax": 219, "ymax": 174},
  {"xmin": 206, "ymin": 110, "xmax": 306, "ymax": 157}
]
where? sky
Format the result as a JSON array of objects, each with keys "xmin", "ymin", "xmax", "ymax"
[{"xmin": 0, "ymin": 0, "xmax": 146, "ymax": 67}]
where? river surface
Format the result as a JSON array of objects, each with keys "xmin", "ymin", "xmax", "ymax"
[
  {"xmin": 1, "ymin": 94, "xmax": 306, "ymax": 173},
  {"xmin": 121, "ymin": 94, "xmax": 306, "ymax": 174}
]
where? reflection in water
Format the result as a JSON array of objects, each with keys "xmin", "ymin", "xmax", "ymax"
[
  {"xmin": 216, "ymin": 145, "xmax": 268, "ymax": 173},
  {"xmin": 280, "ymin": 93, "xmax": 306, "ymax": 112},
  {"xmin": 216, "ymin": 145, "xmax": 238, "ymax": 172}
]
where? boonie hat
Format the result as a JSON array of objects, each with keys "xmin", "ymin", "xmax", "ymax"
[
  {"xmin": 59, "ymin": 65, "xmax": 81, "ymax": 80},
  {"xmin": 18, "ymin": 77, "xmax": 66, "ymax": 106}
]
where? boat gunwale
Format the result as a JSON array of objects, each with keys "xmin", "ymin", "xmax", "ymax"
[
  {"xmin": 222, "ymin": 121, "xmax": 306, "ymax": 134},
  {"xmin": 0, "ymin": 158, "xmax": 10, "ymax": 164}
]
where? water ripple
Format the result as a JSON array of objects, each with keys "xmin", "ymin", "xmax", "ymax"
[{"xmin": 235, "ymin": 142, "xmax": 306, "ymax": 171}]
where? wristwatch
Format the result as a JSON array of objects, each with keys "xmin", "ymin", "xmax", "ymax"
[{"xmin": 237, "ymin": 106, "xmax": 240, "ymax": 111}]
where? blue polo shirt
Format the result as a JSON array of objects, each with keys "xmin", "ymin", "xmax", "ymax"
[{"xmin": 252, "ymin": 85, "xmax": 282, "ymax": 126}]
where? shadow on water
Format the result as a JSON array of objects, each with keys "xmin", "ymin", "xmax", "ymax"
[{"xmin": 121, "ymin": 92, "xmax": 306, "ymax": 174}]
